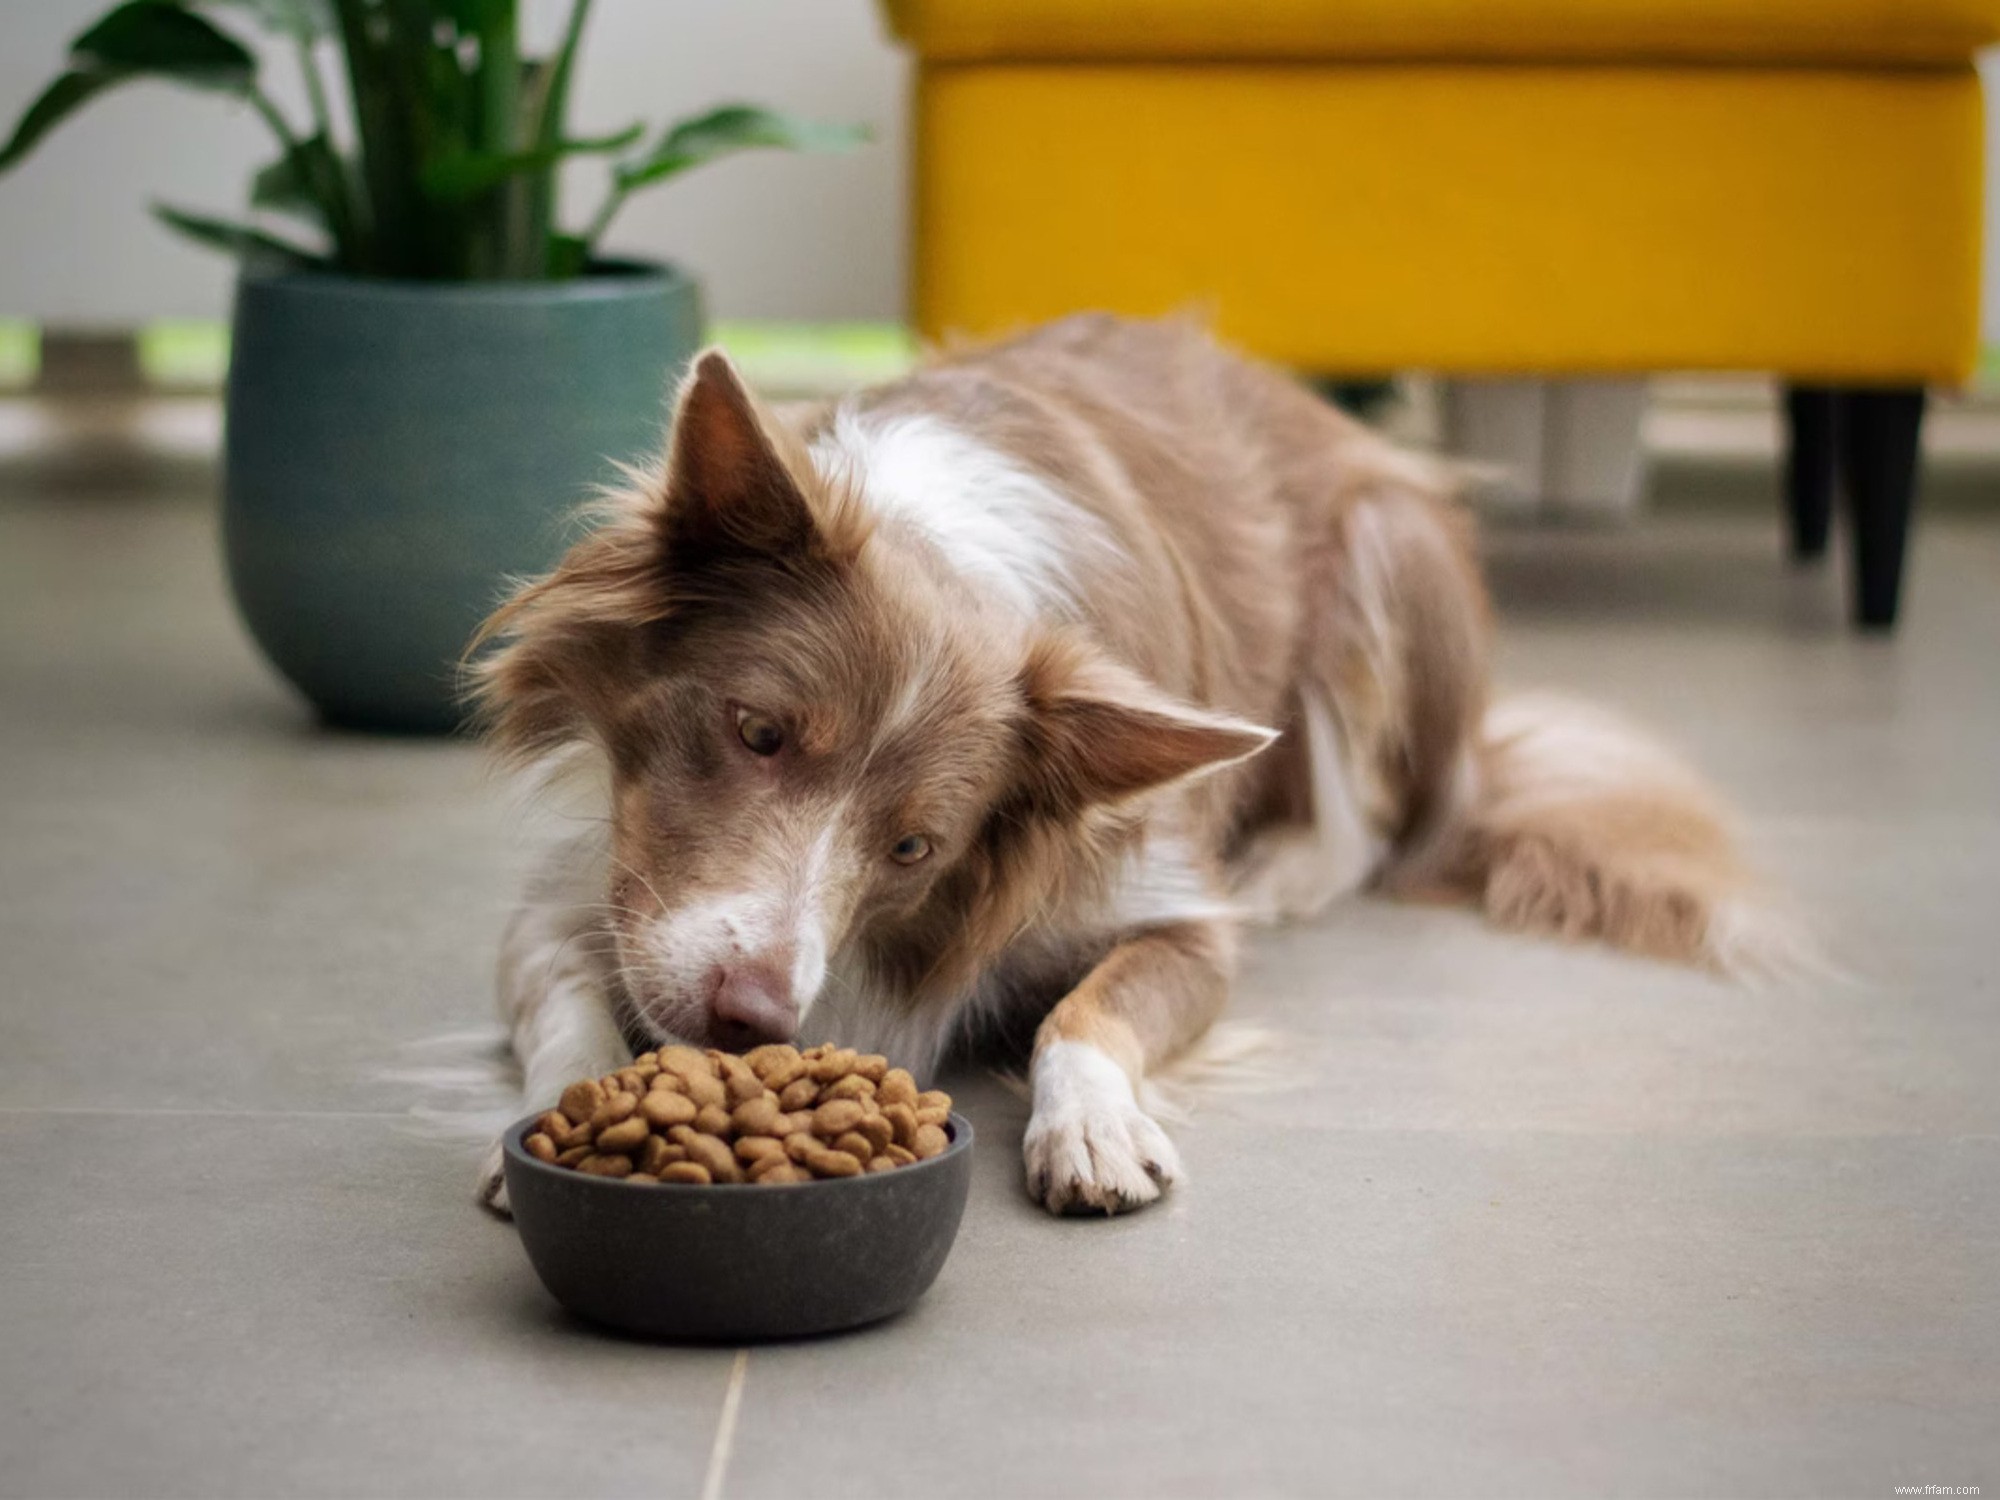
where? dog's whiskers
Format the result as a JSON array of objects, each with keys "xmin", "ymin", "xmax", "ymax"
[{"xmin": 603, "ymin": 850, "xmax": 672, "ymax": 918}]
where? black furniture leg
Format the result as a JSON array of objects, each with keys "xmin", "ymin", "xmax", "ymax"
[
  {"xmin": 1782, "ymin": 385, "xmax": 1838, "ymax": 561},
  {"xmin": 1837, "ymin": 387, "xmax": 1926, "ymax": 630}
]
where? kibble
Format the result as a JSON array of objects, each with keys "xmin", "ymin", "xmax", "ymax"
[
  {"xmin": 731, "ymin": 1095, "xmax": 781, "ymax": 1136},
  {"xmin": 746, "ymin": 1044, "xmax": 806, "ymax": 1090},
  {"xmin": 684, "ymin": 1073, "xmax": 729, "ymax": 1110},
  {"xmin": 638, "ymin": 1135, "xmax": 676, "ymax": 1175},
  {"xmin": 594, "ymin": 1115, "xmax": 650, "ymax": 1154},
  {"xmin": 809, "ymin": 1048, "xmax": 859, "ymax": 1083},
  {"xmin": 854, "ymin": 1115, "xmax": 894, "ymax": 1154},
  {"xmin": 812, "ymin": 1098, "xmax": 866, "ymax": 1137},
  {"xmin": 522, "ymin": 1045, "xmax": 955, "ymax": 1186},
  {"xmin": 777, "ymin": 1077, "xmax": 819, "ymax": 1112},
  {"xmin": 882, "ymin": 1102, "xmax": 918, "ymax": 1148},
  {"xmin": 735, "ymin": 1134, "xmax": 785, "ymax": 1166},
  {"xmin": 802, "ymin": 1143, "xmax": 863, "ymax": 1177},
  {"xmin": 559, "ymin": 1078, "xmax": 604, "ymax": 1123},
  {"xmin": 640, "ymin": 1090, "xmax": 697, "ymax": 1129}
]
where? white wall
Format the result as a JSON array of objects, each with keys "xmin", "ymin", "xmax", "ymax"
[
  {"xmin": 1, "ymin": 6, "xmax": 1995, "ymax": 343},
  {"xmin": 0, "ymin": 0, "xmax": 909, "ymax": 326}
]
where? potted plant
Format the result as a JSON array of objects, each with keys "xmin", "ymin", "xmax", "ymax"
[{"xmin": 2, "ymin": 0, "xmax": 861, "ymax": 731}]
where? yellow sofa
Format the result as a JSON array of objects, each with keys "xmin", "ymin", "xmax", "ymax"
[{"xmin": 883, "ymin": 0, "xmax": 2000, "ymax": 627}]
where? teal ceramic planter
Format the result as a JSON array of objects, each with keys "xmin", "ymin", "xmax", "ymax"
[{"xmin": 224, "ymin": 263, "xmax": 702, "ymax": 732}]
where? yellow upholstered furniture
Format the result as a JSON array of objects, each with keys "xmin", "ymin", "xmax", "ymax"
[{"xmin": 883, "ymin": 0, "xmax": 2000, "ymax": 626}]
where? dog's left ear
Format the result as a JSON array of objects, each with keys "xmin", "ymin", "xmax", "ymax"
[
  {"xmin": 467, "ymin": 352, "xmax": 821, "ymax": 762},
  {"xmin": 1016, "ymin": 636, "xmax": 1277, "ymax": 812},
  {"xmin": 661, "ymin": 349, "xmax": 821, "ymax": 567}
]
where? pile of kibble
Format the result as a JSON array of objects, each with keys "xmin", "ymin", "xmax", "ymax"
[{"xmin": 523, "ymin": 1044, "xmax": 954, "ymax": 1185}]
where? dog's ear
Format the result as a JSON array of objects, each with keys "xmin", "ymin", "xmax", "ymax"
[
  {"xmin": 1015, "ymin": 636, "xmax": 1277, "ymax": 812},
  {"xmin": 467, "ymin": 353, "xmax": 832, "ymax": 763},
  {"xmin": 661, "ymin": 349, "xmax": 820, "ymax": 566}
]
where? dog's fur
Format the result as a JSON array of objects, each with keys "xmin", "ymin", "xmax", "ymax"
[{"xmin": 473, "ymin": 314, "xmax": 1782, "ymax": 1215}]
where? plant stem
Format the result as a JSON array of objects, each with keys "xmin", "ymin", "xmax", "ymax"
[
  {"xmin": 249, "ymin": 88, "xmax": 302, "ymax": 155},
  {"xmin": 290, "ymin": 37, "xmax": 359, "ymax": 268},
  {"xmin": 580, "ymin": 178, "xmax": 625, "ymax": 252},
  {"xmin": 384, "ymin": 0, "xmax": 465, "ymax": 276},
  {"xmin": 251, "ymin": 83, "xmax": 351, "ymax": 261},
  {"xmin": 334, "ymin": 0, "xmax": 422, "ymax": 275},
  {"xmin": 472, "ymin": 2, "xmax": 520, "ymax": 277},
  {"xmin": 521, "ymin": 0, "xmax": 593, "ymax": 274},
  {"xmin": 537, "ymin": 0, "xmax": 593, "ymax": 151},
  {"xmin": 296, "ymin": 35, "xmax": 334, "ymax": 143}
]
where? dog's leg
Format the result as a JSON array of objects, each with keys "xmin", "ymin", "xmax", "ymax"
[
  {"xmin": 477, "ymin": 890, "xmax": 630, "ymax": 1216},
  {"xmin": 1024, "ymin": 918, "xmax": 1233, "ymax": 1216},
  {"xmin": 1237, "ymin": 478, "xmax": 1490, "ymax": 921},
  {"xmin": 1231, "ymin": 688, "xmax": 1389, "ymax": 923}
]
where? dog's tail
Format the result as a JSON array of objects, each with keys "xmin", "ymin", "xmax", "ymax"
[{"xmin": 1395, "ymin": 692, "xmax": 1813, "ymax": 981}]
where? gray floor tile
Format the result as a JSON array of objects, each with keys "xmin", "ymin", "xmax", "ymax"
[
  {"xmin": 728, "ymin": 1127, "xmax": 1998, "ymax": 1500},
  {"xmin": 0, "ymin": 499, "xmax": 548, "ymax": 1113},
  {"xmin": 1, "ymin": 1112, "xmax": 734, "ymax": 1500},
  {"xmin": 4, "ymin": 476, "xmax": 1998, "ymax": 1499}
]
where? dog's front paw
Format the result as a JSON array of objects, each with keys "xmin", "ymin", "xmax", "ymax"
[
  {"xmin": 1023, "ymin": 1041, "xmax": 1182, "ymax": 1216},
  {"xmin": 476, "ymin": 1142, "xmax": 512, "ymax": 1218}
]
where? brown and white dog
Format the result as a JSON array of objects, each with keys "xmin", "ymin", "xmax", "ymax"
[{"xmin": 473, "ymin": 315, "xmax": 1780, "ymax": 1216}]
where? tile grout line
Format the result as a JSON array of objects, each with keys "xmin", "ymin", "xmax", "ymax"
[
  {"xmin": 699, "ymin": 1349, "xmax": 750, "ymax": 1500},
  {"xmin": 5, "ymin": 1107, "xmax": 1991, "ymax": 1143},
  {"xmin": 0, "ymin": 1107, "xmax": 413, "ymax": 1118}
]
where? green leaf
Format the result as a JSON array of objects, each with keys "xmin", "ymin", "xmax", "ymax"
[
  {"xmin": 440, "ymin": 0, "xmax": 515, "ymax": 32},
  {"xmin": 251, "ymin": 142, "xmax": 309, "ymax": 209},
  {"xmin": 152, "ymin": 202, "xmax": 328, "ymax": 264},
  {"xmin": 613, "ymin": 104, "xmax": 866, "ymax": 194},
  {"xmin": 73, "ymin": 2, "xmax": 257, "ymax": 91},
  {"xmin": 251, "ymin": 132, "xmax": 341, "ymax": 215},
  {"xmin": 529, "ymin": 0, "xmax": 590, "ymax": 157},
  {"xmin": 420, "ymin": 122, "xmax": 642, "ymax": 201},
  {"xmin": 202, "ymin": 0, "xmax": 334, "ymax": 42},
  {"xmin": 0, "ymin": 2, "xmax": 264, "ymax": 175},
  {"xmin": 0, "ymin": 70, "xmax": 123, "ymax": 173}
]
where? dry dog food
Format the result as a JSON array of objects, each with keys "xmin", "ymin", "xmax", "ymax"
[{"xmin": 523, "ymin": 1044, "xmax": 954, "ymax": 1186}]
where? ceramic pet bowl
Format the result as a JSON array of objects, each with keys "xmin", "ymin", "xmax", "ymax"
[{"xmin": 502, "ymin": 1110, "xmax": 974, "ymax": 1340}]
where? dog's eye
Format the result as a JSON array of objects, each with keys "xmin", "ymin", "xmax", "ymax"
[
  {"xmin": 735, "ymin": 710, "xmax": 784, "ymax": 757},
  {"xmin": 889, "ymin": 834, "xmax": 931, "ymax": 865}
]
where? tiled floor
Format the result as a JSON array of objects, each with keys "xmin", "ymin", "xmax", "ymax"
[{"xmin": 2, "ymin": 415, "xmax": 1996, "ymax": 1499}]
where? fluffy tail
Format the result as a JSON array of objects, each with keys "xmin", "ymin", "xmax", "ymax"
[{"xmin": 1407, "ymin": 693, "xmax": 1812, "ymax": 980}]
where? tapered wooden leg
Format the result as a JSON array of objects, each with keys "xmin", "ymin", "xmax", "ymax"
[
  {"xmin": 1837, "ymin": 387, "xmax": 1926, "ymax": 630},
  {"xmin": 1782, "ymin": 385, "xmax": 1838, "ymax": 561}
]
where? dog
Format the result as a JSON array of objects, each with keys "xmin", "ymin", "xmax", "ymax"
[{"xmin": 472, "ymin": 314, "xmax": 1781, "ymax": 1216}]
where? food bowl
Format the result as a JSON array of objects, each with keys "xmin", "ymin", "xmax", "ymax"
[{"xmin": 502, "ymin": 1110, "xmax": 975, "ymax": 1340}]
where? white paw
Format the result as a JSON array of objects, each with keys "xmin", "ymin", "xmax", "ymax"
[
  {"xmin": 1023, "ymin": 1041, "xmax": 1182, "ymax": 1216},
  {"xmin": 476, "ymin": 1142, "xmax": 512, "ymax": 1217}
]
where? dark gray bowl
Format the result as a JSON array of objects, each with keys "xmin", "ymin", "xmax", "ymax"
[{"xmin": 501, "ymin": 1110, "xmax": 974, "ymax": 1340}]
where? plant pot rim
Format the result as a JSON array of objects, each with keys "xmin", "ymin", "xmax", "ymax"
[{"xmin": 236, "ymin": 257, "xmax": 694, "ymax": 305}]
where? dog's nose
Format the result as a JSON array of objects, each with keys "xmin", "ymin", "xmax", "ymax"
[{"xmin": 709, "ymin": 961, "xmax": 798, "ymax": 1049}]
